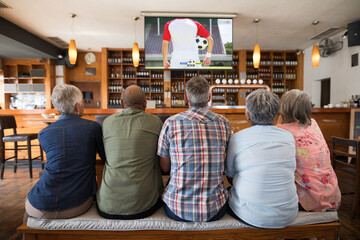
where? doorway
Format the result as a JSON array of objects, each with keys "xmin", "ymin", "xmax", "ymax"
[{"xmin": 320, "ymin": 78, "xmax": 330, "ymax": 107}]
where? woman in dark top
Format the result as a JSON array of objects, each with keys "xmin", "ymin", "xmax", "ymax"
[{"xmin": 26, "ymin": 84, "xmax": 106, "ymax": 218}]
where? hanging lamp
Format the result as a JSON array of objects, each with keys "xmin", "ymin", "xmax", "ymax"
[
  {"xmin": 253, "ymin": 19, "xmax": 261, "ymax": 68},
  {"xmin": 311, "ymin": 21, "xmax": 320, "ymax": 68},
  {"xmin": 68, "ymin": 13, "xmax": 77, "ymax": 65},
  {"xmin": 132, "ymin": 16, "xmax": 140, "ymax": 67}
]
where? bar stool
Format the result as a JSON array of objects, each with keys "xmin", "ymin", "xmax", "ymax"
[
  {"xmin": 0, "ymin": 115, "xmax": 44, "ymax": 179},
  {"xmin": 331, "ymin": 136, "xmax": 360, "ymax": 218}
]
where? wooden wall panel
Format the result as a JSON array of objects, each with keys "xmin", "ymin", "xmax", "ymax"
[
  {"xmin": 296, "ymin": 52, "xmax": 304, "ymax": 90},
  {"xmin": 312, "ymin": 112, "xmax": 350, "ymax": 147},
  {"xmin": 45, "ymin": 59, "xmax": 55, "ymax": 109},
  {"xmin": 0, "ymin": 69, "xmax": 4, "ymax": 109},
  {"xmin": 67, "ymin": 52, "xmax": 102, "ymax": 83},
  {"xmin": 101, "ymin": 48, "xmax": 108, "ymax": 109}
]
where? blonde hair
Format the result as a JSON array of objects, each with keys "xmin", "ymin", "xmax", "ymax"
[{"xmin": 279, "ymin": 89, "xmax": 312, "ymax": 126}]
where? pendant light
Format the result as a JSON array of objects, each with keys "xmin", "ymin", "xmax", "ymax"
[
  {"xmin": 312, "ymin": 21, "xmax": 320, "ymax": 68},
  {"xmin": 132, "ymin": 16, "xmax": 140, "ymax": 67},
  {"xmin": 68, "ymin": 13, "xmax": 77, "ymax": 65},
  {"xmin": 253, "ymin": 19, "xmax": 261, "ymax": 69}
]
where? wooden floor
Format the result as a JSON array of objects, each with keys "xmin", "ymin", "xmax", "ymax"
[{"xmin": 0, "ymin": 167, "xmax": 359, "ymax": 240}]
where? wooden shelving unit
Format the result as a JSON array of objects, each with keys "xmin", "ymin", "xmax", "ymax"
[
  {"xmin": 245, "ymin": 50, "xmax": 303, "ymax": 96},
  {"xmin": 1, "ymin": 59, "xmax": 54, "ymax": 109},
  {"xmin": 101, "ymin": 48, "xmax": 303, "ymax": 108},
  {"xmin": 101, "ymin": 48, "xmax": 164, "ymax": 108}
]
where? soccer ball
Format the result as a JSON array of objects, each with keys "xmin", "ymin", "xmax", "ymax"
[
  {"xmin": 187, "ymin": 60, "xmax": 196, "ymax": 67},
  {"xmin": 196, "ymin": 36, "xmax": 208, "ymax": 50}
]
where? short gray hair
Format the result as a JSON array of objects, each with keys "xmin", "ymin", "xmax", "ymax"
[
  {"xmin": 185, "ymin": 76, "xmax": 209, "ymax": 107},
  {"xmin": 51, "ymin": 84, "xmax": 83, "ymax": 115},
  {"xmin": 279, "ymin": 89, "xmax": 312, "ymax": 126},
  {"xmin": 246, "ymin": 89, "xmax": 280, "ymax": 126}
]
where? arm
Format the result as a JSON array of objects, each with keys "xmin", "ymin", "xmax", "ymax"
[
  {"xmin": 203, "ymin": 36, "xmax": 213, "ymax": 66},
  {"xmin": 226, "ymin": 176, "xmax": 233, "ymax": 185},
  {"xmin": 225, "ymin": 135, "xmax": 236, "ymax": 183},
  {"xmin": 159, "ymin": 156, "xmax": 171, "ymax": 173},
  {"xmin": 94, "ymin": 123, "xmax": 106, "ymax": 162},
  {"xmin": 162, "ymin": 40, "xmax": 170, "ymax": 69}
]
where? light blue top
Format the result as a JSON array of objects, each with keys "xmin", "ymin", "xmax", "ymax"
[{"xmin": 225, "ymin": 125, "xmax": 298, "ymax": 228}]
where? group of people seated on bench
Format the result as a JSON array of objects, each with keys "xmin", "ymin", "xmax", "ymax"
[{"xmin": 24, "ymin": 76, "xmax": 341, "ymax": 229}]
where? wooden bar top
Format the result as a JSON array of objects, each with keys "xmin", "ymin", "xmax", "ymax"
[
  {"xmin": 0, "ymin": 107, "xmax": 354, "ymax": 115},
  {"xmin": 0, "ymin": 107, "xmax": 353, "ymax": 158}
]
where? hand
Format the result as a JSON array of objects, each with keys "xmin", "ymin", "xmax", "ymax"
[
  {"xmin": 203, "ymin": 57, "xmax": 211, "ymax": 66},
  {"xmin": 164, "ymin": 60, "xmax": 170, "ymax": 69}
]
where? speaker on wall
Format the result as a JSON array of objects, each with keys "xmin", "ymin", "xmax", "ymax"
[
  {"xmin": 348, "ymin": 21, "xmax": 360, "ymax": 47},
  {"xmin": 64, "ymin": 52, "xmax": 77, "ymax": 68}
]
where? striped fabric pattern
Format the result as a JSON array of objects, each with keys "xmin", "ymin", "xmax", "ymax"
[{"xmin": 158, "ymin": 107, "xmax": 231, "ymax": 222}]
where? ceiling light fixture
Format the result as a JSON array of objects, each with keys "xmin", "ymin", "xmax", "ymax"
[
  {"xmin": 68, "ymin": 13, "xmax": 77, "ymax": 65},
  {"xmin": 253, "ymin": 18, "xmax": 261, "ymax": 69},
  {"xmin": 132, "ymin": 16, "xmax": 140, "ymax": 68},
  {"xmin": 140, "ymin": 11, "xmax": 237, "ymax": 18},
  {"xmin": 312, "ymin": 20, "xmax": 320, "ymax": 68}
]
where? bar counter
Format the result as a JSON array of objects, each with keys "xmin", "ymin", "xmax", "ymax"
[{"xmin": 0, "ymin": 107, "xmax": 351, "ymax": 148}]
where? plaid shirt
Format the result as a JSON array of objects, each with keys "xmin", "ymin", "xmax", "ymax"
[{"xmin": 158, "ymin": 107, "xmax": 231, "ymax": 221}]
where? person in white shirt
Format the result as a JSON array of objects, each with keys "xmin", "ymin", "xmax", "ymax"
[
  {"xmin": 162, "ymin": 18, "xmax": 213, "ymax": 69},
  {"xmin": 225, "ymin": 89, "xmax": 298, "ymax": 228}
]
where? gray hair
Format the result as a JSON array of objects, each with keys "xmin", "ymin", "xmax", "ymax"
[
  {"xmin": 246, "ymin": 89, "xmax": 280, "ymax": 126},
  {"xmin": 51, "ymin": 84, "xmax": 83, "ymax": 115},
  {"xmin": 279, "ymin": 89, "xmax": 312, "ymax": 126},
  {"xmin": 185, "ymin": 76, "xmax": 209, "ymax": 107}
]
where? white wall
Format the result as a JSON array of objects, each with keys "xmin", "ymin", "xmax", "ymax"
[{"xmin": 303, "ymin": 31, "xmax": 360, "ymax": 107}]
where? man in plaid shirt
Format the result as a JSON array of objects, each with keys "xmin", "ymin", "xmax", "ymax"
[{"xmin": 157, "ymin": 76, "xmax": 231, "ymax": 222}]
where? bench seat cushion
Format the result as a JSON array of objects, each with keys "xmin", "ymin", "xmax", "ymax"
[{"xmin": 27, "ymin": 205, "xmax": 338, "ymax": 231}]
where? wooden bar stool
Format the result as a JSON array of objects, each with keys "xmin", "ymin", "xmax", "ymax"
[
  {"xmin": 0, "ymin": 115, "xmax": 44, "ymax": 179},
  {"xmin": 331, "ymin": 136, "xmax": 360, "ymax": 218}
]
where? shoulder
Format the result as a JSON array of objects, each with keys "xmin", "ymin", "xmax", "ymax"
[
  {"xmin": 165, "ymin": 112, "xmax": 186, "ymax": 122},
  {"xmin": 232, "ymin": 126, "xmax": 253, "ymax": 139},
  {"xmin": 143, "ymin": 112, "xmax": 164, "ymax": 125},
  {"xmin": 271, "ymin": 126, "xmax": 295, "ymax": 140},
  {"xmin": 310, "ymin": 118, "xmax": 319, "ymax": 127},
  {"xmin": 214, "ymin": 112, "xmax": 230, "ymax": 124},
  {"xmin": 79, "ymin": 118, "xmax": 102, "ymax": 130}
]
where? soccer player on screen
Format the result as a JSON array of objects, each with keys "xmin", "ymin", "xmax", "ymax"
[{"xmin": 162, "ymin": 18, "xmax": 214, "ymax": 69}]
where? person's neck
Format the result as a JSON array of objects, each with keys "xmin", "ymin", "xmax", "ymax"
[{"xmin": 124, "ymin": 105, "xmax": 145, "ymax": 111}]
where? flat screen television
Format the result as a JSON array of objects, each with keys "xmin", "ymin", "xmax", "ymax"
[
  {"xmin": 144, "ymin": 16, "xmax": 233, "ymax": 70},
  {"xmin": 348, "ymin": 21, "xmax": 360, "ymax": 47}
]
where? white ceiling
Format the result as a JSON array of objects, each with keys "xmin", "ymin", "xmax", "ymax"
[{"xmin": 0, "ymin": 0, "xmax": 360, "ymax": 53}]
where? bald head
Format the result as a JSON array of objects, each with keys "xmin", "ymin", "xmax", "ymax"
[{"xmin": 122, "ymin": 85, "xmax": 146, "ymax": 109}]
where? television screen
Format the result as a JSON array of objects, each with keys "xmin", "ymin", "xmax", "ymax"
[
  {"xmin": 144, "ymin": 17, "xmax": 233, "ymax": 70},
  {"xmin": 348, "ymin": 21, "xmax": 360, "ymax": 47}
]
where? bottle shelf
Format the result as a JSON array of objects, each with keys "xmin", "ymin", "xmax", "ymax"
[{"xmin": 104, "ymin": 49, "xmax": 302, "ymax": 107}]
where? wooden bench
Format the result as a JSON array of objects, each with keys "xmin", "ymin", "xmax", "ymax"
[
  {"xmin": 20, "ymin": 160, "xmax": 341, "ymax": 240},
  {"xmin": 18, "ymin": 221, "xmax": 340, "ymax": 240}
]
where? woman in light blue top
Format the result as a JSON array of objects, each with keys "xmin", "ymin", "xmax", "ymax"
[{"xmin": 225, "ymin": 89, "xmax": 298, "ymax": 228}]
